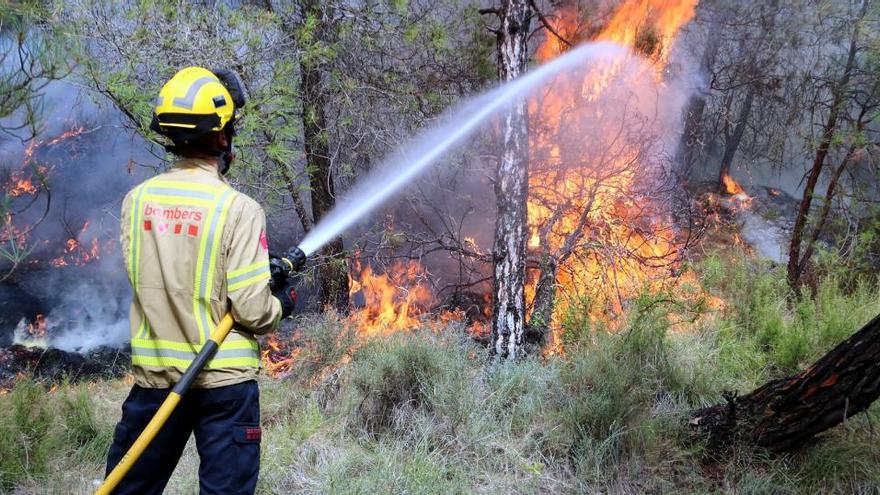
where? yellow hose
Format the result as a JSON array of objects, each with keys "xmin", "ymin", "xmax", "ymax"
[{"xmin": 95, "ymin": 313, "xmax": 235, "ymax": 495}]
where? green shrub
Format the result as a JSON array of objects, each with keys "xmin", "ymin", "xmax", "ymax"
[
  {"xmin": 342, "ymin": 333, "xmax": 465, "ymax": 437},
  {"xmin": 292, "ymin": 311, "xmax": 359, "ymax": 383},
  {"xmin": 0, "ymin": 379, "xmax": 56, "ymax": 489},
  {"xmin": 59, "ymin": 387, "xmax": 113, "ymax": 462}
]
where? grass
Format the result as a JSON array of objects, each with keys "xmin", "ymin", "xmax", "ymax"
[{"xmin": 2, "ymin": 251, "xmax": 880, "ymax": 493}]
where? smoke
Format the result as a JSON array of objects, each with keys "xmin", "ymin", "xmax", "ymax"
[{"xmin": 2, "ymin": 71, "xmax": 153, "ymax": 351}]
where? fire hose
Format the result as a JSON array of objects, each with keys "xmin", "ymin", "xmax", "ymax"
[{"xmin": 95, "ymin": 247, "xmax": 306, "ymax": 495}]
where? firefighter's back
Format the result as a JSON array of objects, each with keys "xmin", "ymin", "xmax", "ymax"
[{"xmin": 121, "ymin": 157, "xmax": 272, "ymax": 389}]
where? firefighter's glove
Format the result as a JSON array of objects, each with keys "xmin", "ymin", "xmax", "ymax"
[
  {"xmin": 274, "ymin": 284, "xmax": 297, "ymax": 319},
  {"xmin": 269, "ymin": 256, "xmax": 293, "ymax": 292}
]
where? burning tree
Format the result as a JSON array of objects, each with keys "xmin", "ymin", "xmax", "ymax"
[
  {"xmin": 1, "ymin": 3, "xmax": 75, "ymax": 281},
  {"xmin": 519, "ymin": 0, "xmax": 701, "ymax": 351}
]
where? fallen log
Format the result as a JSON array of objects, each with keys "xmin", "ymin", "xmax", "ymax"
[{"xmin": 691, "ymin": 312, "xmax": 880, "ymax": 453}]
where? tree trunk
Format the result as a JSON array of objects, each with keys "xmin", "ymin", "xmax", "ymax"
[
  {"xmin": 528, "ymin": 255, "xmax": 557, "ymax": 340},
  {"xmin": 298, "ymin": 1, "xmax": 349, "ymax": 312},
  {"xmin": 716, "ymin": 83, "xmax": 755, "ymax": 191},
  {"xmin": 675, "ymin": 19, "xmax": 721, "ymax": 179},
  {"xmin": 787, "ymin": 4, "xmax": 864, "ymax": 290},
  {"xmin": 799, "ymin": 144, "xmax": 858, "ymax": 271},
  {"xmin": 491, "ymin": 0, "xmax": 531, "ymax": 360},
  {"xmin": 691, "ymin": 312, "xmax": 880, "ymax": 454}
]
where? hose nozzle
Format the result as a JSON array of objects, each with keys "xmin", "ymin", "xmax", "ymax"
[{"xmin": 284, "ymin": 246, "xmax": 307, "ymax": 272}]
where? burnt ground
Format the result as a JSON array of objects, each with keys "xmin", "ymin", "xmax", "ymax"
[
  {"xmin": 0, "ymin": 283, "xmax": 130, "ymax": 390},
  {"xmin": 689, "ymin": 180, "xmax": 799, "ymax": 262},
  {"xmin": 0, "ymin": 343, "xmax": 130, "ymax": 391}
]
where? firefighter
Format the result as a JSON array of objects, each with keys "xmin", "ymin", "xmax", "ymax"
[{"xmin": 104, "ymin": 66, "xmax": 296, "ymax": 494}]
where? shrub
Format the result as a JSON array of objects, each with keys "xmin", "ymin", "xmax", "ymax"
[
  {"xmin": 342, "ymin": 333, "xmax": 462, "ymax": 437},
  {"xmin": 291, "ymin": 311, "xmax": 359, "ymax": 384},
  {"xmin": 0, "ymin": 379, "xmax": 56, "ymax": 489}
]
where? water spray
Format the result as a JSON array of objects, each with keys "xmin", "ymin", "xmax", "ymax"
[
  {"xmin": 97, "ymin": 42, "xmax": 630, "ymax": 494},
  {"xmin": 297, "ymin": 42, "xmax": 628, "ymax": 256}
]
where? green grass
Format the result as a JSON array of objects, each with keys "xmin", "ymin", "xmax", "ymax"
[{"xmin": 3, "ymin": 252, "xmax": 880, "ymax": 494}]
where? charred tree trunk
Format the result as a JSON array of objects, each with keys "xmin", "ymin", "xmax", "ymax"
[
  {"xmin": 489, "ymin": 0, "xmax": 531, "ymax": 359},
  {"xmin": 298, "ymin": 1, "xmax": 349, "ymax": 312},
  {"xmin": 528, "ymin": 255, "xmax": 557, "ymax": 343},
  {"xmin": 787, "ymin": 4, "xmax": 863, "ymax": 290},
  {"xmin": 692, "ymin": 312, "xmax": 880, "ymax": 453},
  {"xmin": 677, "ymin": 95, "xmax": 708, "ymax": 179},
  {"xmin": 716, "ymin": 83, "xmax": 755, "ymax": 191}
]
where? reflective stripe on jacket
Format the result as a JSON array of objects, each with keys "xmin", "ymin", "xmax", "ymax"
[{"xmin": 120, "ymin": 158, "xmax": 281, "ymax": 388}]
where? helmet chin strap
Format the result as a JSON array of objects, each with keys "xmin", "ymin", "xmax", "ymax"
[
  {"xmin": 219, "ymin": 123, "xmax": 235, "ymax": 175},
  {"xmin": 219, "ymin": 148, "xmax": 233, "ymax": 175}
]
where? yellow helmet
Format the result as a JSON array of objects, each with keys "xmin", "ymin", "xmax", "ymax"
[{"xmin": 150, "ymin": 66, "xmax": 244, "ymax": 141}]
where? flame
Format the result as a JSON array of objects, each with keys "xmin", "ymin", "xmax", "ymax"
[
  {"xmin": 45, "ymin": 125, "xmax": 85, "ymax": 146},
  {"xmin": 27, "ymin": 314, "xmax": 48, "ymax": 339},
  {"xmin": 49, "ymin": 221, "xmax": 103, "ymax": 267},
  {"xmin": 348, "ymin": 257, "xmax": 435, "ymax": 336},
  {"xmin": 720, "ymin": 173, "xmax": 744, "ymax": 196},
  {"xmin": 717, "ymin": 173, "xmax": 752, "ymax": 214},
  {"xmin": 4, "ymin": 123, "xmax": 89, "ymax": 258},
  {"xmin": 260, "ymin": 336, "xmax": 302, "ymax": 377},
  {"xmin": 526, "ymin": 0, "xmax": 699, "ymax": 353},
  {"xmin": 598, "ymin": 0, "xmax": 698, "ymax": 63},
  {"xmin": 7, "ymin": 173, "xmax": 38, "ymax": 198}
]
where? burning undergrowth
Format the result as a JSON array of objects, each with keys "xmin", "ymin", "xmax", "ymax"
[
  {"xmin": 0, "ymin": 83, "xmax": 150, "ymax": 388},
  {"xmin": 1, "ymin": 0, "xmax": 755, "ymax": 387},
  {"xmin": 697, "ymin": 175, "xmax": 798, "ymax": 263},
  {"xmin": 265, "ymin": 0, "xmax": 716, "ymax": 371}
]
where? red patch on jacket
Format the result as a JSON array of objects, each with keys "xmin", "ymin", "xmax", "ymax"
[
  {"xmin": 259, "ymin": 230, "xmax": 268, "ymax": 251},
  {"xmin": 143, "ymin": 220, "xmax": 152, "ymax": 231},
  {"xmin": 187, "ymin": 224, "xmax": 199, "ymax": 237},
  {"xmin": 245, "ymin": 427, "xmax": 261, "ymax": 441}
]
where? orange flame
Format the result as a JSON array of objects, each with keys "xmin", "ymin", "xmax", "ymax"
[
  {"xmin": 260, "ymin": 337, "xmax": 302, "ymax": 377},
  {"xmin": 527, "ymin": 0, "xmax": 699, "ymax": 353},
  {"xmin": 597, "ymin": 0, "xmax": 698, "ymax": 63},
  {"xmin": 7, "ymin": 174, "xmax": 38, "ymax": 198},
  {"xmin": 348, "ymin": 257, "xmax": 435, "ymax": 336},
  {"xmin": 720, "ymin": 173, "xmax": 745, "ymax": 196},
  {"xmin": 49, "ymin": 221, "xmax": 103, "ymax": 267},
  {"xmin": 4, "ymin": 123, "xmax": 89, "ymax": 257}
]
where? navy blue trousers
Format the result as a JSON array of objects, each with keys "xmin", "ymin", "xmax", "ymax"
[{"xmin": 105, "ymin": 380, "xmax": 261, "ymax": 495}]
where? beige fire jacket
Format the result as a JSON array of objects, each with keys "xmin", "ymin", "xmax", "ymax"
[{"xmin": 120, "ymin": 157, "xmax": 281, "ymax": 388}]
